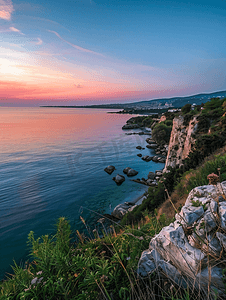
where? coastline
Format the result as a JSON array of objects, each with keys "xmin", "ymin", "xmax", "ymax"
[
  {"xmin": 129, "ymin": 187, "xmax": 149, "ymax": 205},
  {"xmin": 111, "ymin": 116, "xmax": 167, "ymax": 220}
]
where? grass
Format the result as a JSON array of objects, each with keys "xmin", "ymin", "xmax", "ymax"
[
  {"xmin": 173, "ymin": 150, "xmax": 226, "ymax": 199},
  {"xmin": 0, "ymin": 214, "xmax": 175, "ymax": 300}
]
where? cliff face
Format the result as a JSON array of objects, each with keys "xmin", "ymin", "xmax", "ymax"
[{"xmin": 163, "ymin": 115, "xmax": 198, "ymax": 172}]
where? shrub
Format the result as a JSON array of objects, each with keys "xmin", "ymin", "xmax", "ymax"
[
  {"xmin": 164, "ymin": 120, "xmax": 173, "ymax": 127},
  {"xmin": 197, "ymin": 115, "xmax": 210, "ymax": 133},
  {"xmin": 204, "ymin": 97, "xmax": 225, "ymax": 112},
  {"xmin": 207, "ymin": 173, "xmax": 219, "ymax": 185},
  {"xmin": 164, "ymin": 111, "xmax": 177, "ymax": 120},
  {"xmin": 0, "ymin": 216, "xmax": 173, "ymax": 300},
  {"xmin": 183, "ymin": 112, "xmax": 194, "ymax": 126},
  {"xmin": 181, "ymin": 103, "xmax": 191, "ymax": 114},
  {"xmin": 152, "ymin": 123, "xmax": 172, "ymax": 145}
]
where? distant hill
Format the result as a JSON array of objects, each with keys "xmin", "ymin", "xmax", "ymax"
[
  {"xmin": 131, "ymin": 90, "xmax": 226, "ymax": 107},
  {"xmin": 77, "ymin": 90, "xmax": 226, "ymax": 109},
  {"xmin": 41, "ymin": 90, "xmax": 226, "ymax": 110},
  {"xmin": 134, "ymin": 90, "xmax": 226, "ymax": 108}
]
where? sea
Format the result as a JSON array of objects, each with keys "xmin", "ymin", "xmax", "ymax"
[{"xmin": 0, "ymin": 107, "xmax": 164, "ymax": 279}]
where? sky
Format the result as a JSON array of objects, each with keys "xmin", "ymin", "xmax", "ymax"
[{"xmin": 0, "ymin": 0, "xmax": 226, "ymax": 106}]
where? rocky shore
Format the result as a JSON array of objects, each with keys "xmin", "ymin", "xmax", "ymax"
[{"xmin": 104, "ymin": 117, "xmax": 168, "ymax": 220}]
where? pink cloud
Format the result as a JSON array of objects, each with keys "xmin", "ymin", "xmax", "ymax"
[
  {"xmin": 0, "ymin": 0, "xmax": 13, "ymax": 20},
  {"xmin": 9, "ymin": 26, "xmax": 24, "ymax": 35}
]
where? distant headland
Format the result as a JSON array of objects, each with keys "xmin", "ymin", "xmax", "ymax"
[{"xmin": 40, "ymin": 90, "xmax": 226, "ymax": 114}]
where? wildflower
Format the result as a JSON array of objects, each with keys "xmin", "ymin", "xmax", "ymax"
[{"xmin": 207, "ymin": 173, "xmax": 219, "ymax": 185}]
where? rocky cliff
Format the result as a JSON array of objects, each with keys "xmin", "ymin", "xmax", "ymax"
[
  {"xmin": 138, "ymin": 181, "xmax": 226, "ymax": 298},
  {"xmin": 163, "ymin": 115, "xmax": 198, "ymax": 172}
]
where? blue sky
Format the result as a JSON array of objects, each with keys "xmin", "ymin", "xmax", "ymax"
[{"xmin": 0, "ymin": 0, "xmax": 226, "ymax": 105}]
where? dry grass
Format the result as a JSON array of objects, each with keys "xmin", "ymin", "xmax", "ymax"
[{"xmin": 157, "ymin": 145, "xmax": 226, "ymax": 220}]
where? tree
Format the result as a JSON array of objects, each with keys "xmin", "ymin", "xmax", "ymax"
[
  {"xmin": 181, "ymin": 103, "xmax": 191, "ymax": 114},
  {"xmin": 152, "ymin": 123, "xmax": 172, "ymax": 145}
]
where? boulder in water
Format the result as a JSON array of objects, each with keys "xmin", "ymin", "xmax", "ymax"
[
  {"xmin": 148, "ymin": 171, "xmax": 155, "ymax": 180},
  {"xmin": 112, "ymin": 174, "xmax": 125, "ymax": 185},
  {"xmin": 127, "ymin": 168, "xmax": 138, "ymax": 177},
  {"xmin": 104, "ymin": 165, "xmax": 115, "ymax": 175}
]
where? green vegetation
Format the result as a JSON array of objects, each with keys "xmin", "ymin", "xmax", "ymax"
[
  {"xmin": 126, "ymin": 115, "xmax": 156, "ymax": 128},
  {"xmin": 1, "ymin": 215, "xmax": 174, "ymax": 300},
  {"xmin": 152, "ymin": 123, "xmax": 172, "ymax": 145},
  {"xmin": 181, "ymin": 103, "xmax": 192, "ymax": 114}
]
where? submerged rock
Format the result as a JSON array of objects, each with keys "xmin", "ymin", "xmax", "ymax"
[
  {"xmin": 122, "ymin": 124, "xmax": 140, "ymax": 129},
  {"xmin": 146, "ymin": 138, "xmax": 155, "ymax": 144},
  {"xmin": 127, "ymin": 168, "xmax": 138, "ymax": 177},
  {"xmin": 146, "ymin": 143, "xmax": 158, "ymax": 149},
  {"xmin": 132, "ymin": 179, "xmax": 147, "ymax": 185},
  {"xmin": 123, "ymin": 167, "xmax": 131, "ymax": 174},
  {"xmin": 136, "ymin": 146, "xmax": 144, "ymax": 150},
  {"xmin": 112, "ymin": 174, "xmax": 125, "ymax": 185},
  {"xmin": 104, "ymin": 165, "xmax": 115, "ymax": 175},
  {"xmin": 148, "ymin": 171, "xmax": 155, "ymax": 180},
  {"xmin": 123, "ymin": 167, "xmax": 138, "ymax": 176},
  {"xmin": 142, "ymin": 155, "xmax": 152, "ymax": 162},
  {"xmin": 112, "ymin": 202, "xmax": 136, "ymax": 219},
  {"xmin": 152, "ymin": 156, "xmax": 159, "ymax": 162},
  {"xmin": 158, "ymin": 157, "xmax": 166, "ymax": 163},
  {"xmin": 137, "ymin": 153, "xmax": 142, "ymax": 157}
]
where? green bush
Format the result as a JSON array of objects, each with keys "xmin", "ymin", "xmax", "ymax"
[
  {"xmin": 204, "ymin": 97, "xmax": 225, "ymax": 112},
  {"xmin": 162, "ymin": 119, "xmax": 173, "ymax": 127},
  {"xmin": 197, "ymin": 115, "xmax": 210, "ymax": 133},
  {"xmin": 181, "ymin": 103, "xmax": 191, "ymax": 114},
  {"xmin": 183, "ymin": 112, "xmax": 194, "ymax": 126},
  {"xmin": 164, "ymin": 111, "xmax": 177, "ymax": 120},
  {"xmin": 152, "ymin": 123, "xmax": 172, "ymax": 145},
  {"xmin": 0, "ymin": 215, "xmax": 173, "ymax": 300}
]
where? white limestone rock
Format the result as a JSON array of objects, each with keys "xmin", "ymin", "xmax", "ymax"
[
  {"xmin": 185, "ymin": 185, "xmax": 218, "ymax": 206},
  {"xmin": 181, "ymin": 205, "xmax": 204, "ymax": 225},
  {"xmin": 219, "ymin": 202, "xmax": 226, "ymax": 229},
  {"xmin": 203, "ymin": 211, "xmax": 217, "ymax": 232},
  {"xmin": 149, "ymin": 222, "xmax": 205, "ymax": 275},
  {"xmin": 112, "ymin": 202, "xmax": 135, "ymax": 219},
  {"xmin": 196, "ymin": 266, "xmax": 225, "ymax": 297},
  {"xmin": 216, "ymin": 232, "xmax": 226, "ymax": 251},
  {"xmin": 138, "ymin": 182, "xmax": 226, "ymax": 296},
  {"xmin": 137, "ymin": 249, "xmax": 188, "ymax": 288},
  {"xmin": 202, "ymin": 233, "xmax": 222, "ymax": 256}
]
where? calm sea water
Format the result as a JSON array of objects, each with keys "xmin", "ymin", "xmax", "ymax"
[{"xmin": 0, "ymin": 107, "xmax": 164, "ymax": 279}]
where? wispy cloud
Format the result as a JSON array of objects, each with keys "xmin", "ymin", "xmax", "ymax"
[
  {"xmin": 0, "ymin": 0, "xmax": 13, "ymax": 20},
  {"xmin": 9, "ymin": 26, "xmax": 24, "ymax": 35},
  {"xmin": 35, "ymin": 38, "xmax": 43, "ymax": 45},
  {"xmin": 48, "ymin": 30, "xmax": 104, "ymax": 56}
]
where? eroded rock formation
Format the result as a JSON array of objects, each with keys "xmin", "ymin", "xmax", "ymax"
[
  {"xmin": 138, "ymin": 182, "xmax": 226, "ymax": 298},
  {"xmin": 163, "ymin": 115, "xmax": 198, "ymax": 172}
]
